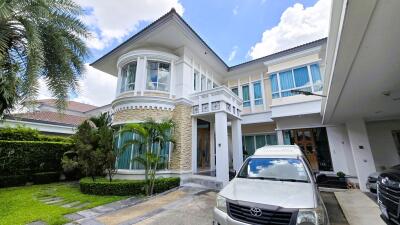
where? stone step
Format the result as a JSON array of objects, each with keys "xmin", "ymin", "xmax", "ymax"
[
  {"xmin": 61, "ymin": 201, "xmax": 82, "ymax": 208},
  {"xmin": 181, "ymin": 176, "xmax": 223, "ymax": 190}
]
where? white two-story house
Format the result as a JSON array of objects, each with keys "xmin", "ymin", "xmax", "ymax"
[{"xmin": 91, "ymin": 5, "xmax": 400, "ymax": 191}]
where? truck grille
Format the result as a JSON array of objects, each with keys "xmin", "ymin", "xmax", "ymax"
[
  {"xmin": 378, "ymin": 181, "xmax": 400, "ymax": 224},
  {"xmin": 227, "ymin": 202, "xmax": 295, "ymax": 225}
]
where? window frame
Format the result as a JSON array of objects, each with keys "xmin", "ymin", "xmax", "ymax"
[
  {"xmin": 243, "ymin": 133, "xmax": 278, "ymax": 157},
  {"xmin": 120, "ymin": 61, "xmax": 138, "ymax": 93},
  {"xmin": 252, "ymin": 81, "xmax": 263, "ymax": 105},
  {"xmin": 146, "ymin": 60, "xmax": 171, "ymax": 92},
  {"xmin": 270, "ymin": 62, "xmax": 322, "ymax": 99},
  {"xmin": 231, "ymin": 86, "xmax": 238, "ymax": 96},
  {"xmin": 193, "ymin": 70, "xmax": 199, "ymax": 91},
  {"xmin": 241, "ymin": 84, "xmax": 251, "ymax": 107}
]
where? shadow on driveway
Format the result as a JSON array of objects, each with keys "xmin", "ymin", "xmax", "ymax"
[{"xmin": 321, "ymin": 192, "xmax": 349, "ymax": 225}]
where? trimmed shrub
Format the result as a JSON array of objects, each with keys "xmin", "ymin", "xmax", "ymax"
[
  {"xmin": 79, "ymin": 177, "xmax": 180, "ymax": 196},
  {"xmin": 0, "ymin": 126, "xmax": 72, "ymax": 142},
  {"xmin": 0, "ymin": 140, "xmax": 73, "ymax": 176},
  {"xmin": 0, "ymin": 175, "xmax": 28, "ymax": 188},
  {"xmin": 32, "ymin": 172, "xmax": 60, "ymax": 184}
]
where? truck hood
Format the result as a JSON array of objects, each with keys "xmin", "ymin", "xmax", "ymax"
[{"xmin": 219, "ymin": 178, "xmax": 316, "ymax": 209}]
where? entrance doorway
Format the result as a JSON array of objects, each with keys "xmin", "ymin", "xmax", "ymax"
[
  {"xmin": 197, "ymin": 119, "xmax": 210, "ymax": 170},
  {"xmin": 283, "ymin": 127, "xmax": 333, "ymax": 171}
]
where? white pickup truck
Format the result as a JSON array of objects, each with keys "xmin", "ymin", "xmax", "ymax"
[{"xmin": 213, "ymin": 145, "xmax": 329, "ymax": 225}]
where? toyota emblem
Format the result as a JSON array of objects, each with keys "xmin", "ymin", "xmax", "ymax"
[{"xmin": 250, "ymin": 207, "xmax": 262, "ymax": 217}]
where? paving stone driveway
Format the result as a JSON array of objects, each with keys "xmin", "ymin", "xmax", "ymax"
[{"xmin": 65, "ymin": 186, "xmax": 216, "ymax": 225}]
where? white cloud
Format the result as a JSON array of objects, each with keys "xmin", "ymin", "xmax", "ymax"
[
  {"xmin": 228, "ymin": 46, "xmax": 238, "ymax": 62},
  {"xmin": 75, "ymin": 0, "xmax": 184, "ymax": 50},
  {"xmin": 38, "ymin": 64, "xmax": 117, "ymax": 106},
  {"xmin": 233, "ymin": 5, "xmax": 239, "ymax": 15},
  {"xmin": 249, "ymin": 0, "xmax": 331, "ymax": 59}
]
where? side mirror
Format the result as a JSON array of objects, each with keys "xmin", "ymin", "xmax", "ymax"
[{"xmin": 229, "ymin": 169, "xmax": 237, "ymax": 180}]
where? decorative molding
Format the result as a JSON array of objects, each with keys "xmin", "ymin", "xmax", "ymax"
[{"xmin": 117, "ymin": 49, "xmax": 180, "ymax": 68}]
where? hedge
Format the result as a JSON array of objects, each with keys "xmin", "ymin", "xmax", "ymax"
[
  {"xmin": 0, "ymin": 175, "xmax": 28, "ymax": 188},
  {"xmin": 0, "ymin": 140, "xmax": 73, "ymax": 176},
  {"xmin": 0, "ymin": 126, "xmax": 72, "ymax": 143},
  {"xmin": 79, "ymin": 177, "xmax": 180, "ymax": 196},
  {"xmin": 32, "ymin": 172, "xmax": 60, "ymax": 184}
]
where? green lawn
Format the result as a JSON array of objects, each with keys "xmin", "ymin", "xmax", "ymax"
[{"xmin": 0, "ymin": 182, "xmax": 127, "ymax": 225}]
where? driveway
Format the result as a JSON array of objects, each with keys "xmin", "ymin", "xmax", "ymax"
[{"xmin": 67, "ymin": 187, "xmax": 349, "ymax": 225}]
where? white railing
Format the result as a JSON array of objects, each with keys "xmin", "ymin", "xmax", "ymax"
[{"xmin": 189, "ymin": 86, "xmax": 243, "ymax": 118}]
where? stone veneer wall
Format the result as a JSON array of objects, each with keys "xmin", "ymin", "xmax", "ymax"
[{"xmin": 112, "ymin": 104, "xmax": 192, "ymax": 172}]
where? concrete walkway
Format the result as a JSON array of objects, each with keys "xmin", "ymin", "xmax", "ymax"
[
  {"xmin": 66, "ymin": 187, "xmax": 215, "ymax": 225},
  {"xmin": 335, "ymin": 190, "xmax": 385, "ymax": 225}
]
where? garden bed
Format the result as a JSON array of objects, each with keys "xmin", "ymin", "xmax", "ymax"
[{"xmin": 79, "ymin": 177, "xmax": 180, "ymax": 196}]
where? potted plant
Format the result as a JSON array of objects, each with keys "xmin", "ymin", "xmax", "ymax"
[{"xmin": 336, "ymin": 171, "xmax": 346, "ymax": 182}]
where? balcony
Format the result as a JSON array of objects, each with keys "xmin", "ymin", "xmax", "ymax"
[{"xmin": 189, "ymin": 86, "xmax": 243, "ymax": 119}]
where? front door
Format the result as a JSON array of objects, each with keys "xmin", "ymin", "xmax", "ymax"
[
  {"xmin": 197, "ymin": 121, "xmax": 210, "ymax": 170},
  {"xmin": 293, "ymin": 129, "xmax": 319, "ymax": 171}
]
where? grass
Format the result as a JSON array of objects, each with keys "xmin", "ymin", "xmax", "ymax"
[{"xmin": 0, "ymin": 182, "xmax": 127, "ymax": 225}]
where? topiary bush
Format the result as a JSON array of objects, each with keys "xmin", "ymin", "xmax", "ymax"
[
  {"xmin": 0, "ymin": 175, "xmax": 28, "ymax": 188},
  {"xmin": 79, "ymin": 177, "xmax": 180, "ymax": 196},
  {"xmin": 32, "ymin": 172, "xmax": 60, "ymax": 184}
]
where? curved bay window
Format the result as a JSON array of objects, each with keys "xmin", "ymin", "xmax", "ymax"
[
  {"xmin": 115, "ymin": 130, "xmax": 170, "ymax": 170},
  {"xmin": 120, "ymin": 61, "xmax": 137, "ymax": 93},
  {"xmin": 146, "ymin": 61, "xmax": 170, "ymax": 91}
]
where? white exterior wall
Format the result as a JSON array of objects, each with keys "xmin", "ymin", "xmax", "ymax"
[{"xmin": 366, "ymin": 120, "xmax": 400, "ymax": 171}]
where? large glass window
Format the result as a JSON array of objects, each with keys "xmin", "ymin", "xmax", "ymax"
[
  {"xmin": 253, "ymin": 81, "xmax": 263, "ymax": 105},
  {"xmin": 146, "ymin": 61, "xmax": 170, "ymax": 91},
  {"xmin": 242, "ymin": 85, "xmax": 250, "ymax": 107},
  {"xmin": 120, "ymin": 62, "xmax": 137, "ymax": 93},
  {"xmin": 243, "ymin": 134, "xmax": 278, "ymax": 158},
  {"xmin": 270, "ymin": 63, "xmax": 322, "ymax": 99}
]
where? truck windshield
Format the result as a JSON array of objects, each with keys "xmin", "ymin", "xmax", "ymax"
[{"xmin": 237, "ymin": 158, "xmax": 310, "ymax": 183}]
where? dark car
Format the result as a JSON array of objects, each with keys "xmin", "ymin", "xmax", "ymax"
[{"xmin": 377, "ymin": 165, "xmax": 400, "ymax": 225}]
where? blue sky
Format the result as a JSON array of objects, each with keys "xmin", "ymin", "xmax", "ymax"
[
  {"xmin": 39, "ymin": 0, "xmax": 331, "ymax": 106},
  {"xmin": 88, "ymin": 0, "xmax": 319, "ymax": 66}
]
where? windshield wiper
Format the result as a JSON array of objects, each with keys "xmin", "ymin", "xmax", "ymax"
[
  {"xmin": 246, "ymin": 177, "xmax": 280, "ymax": 181},
  {"xmin": 277, "ymin": 178, "xmax": 308, "ymax": 183}
]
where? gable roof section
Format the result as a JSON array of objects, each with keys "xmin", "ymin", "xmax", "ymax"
[
  {"xmin": 38, "ymin": 99, "xmax": 98, "ymax": 112},
  {"xmin": 91, "ymin": 8, "xmax": 327, "ymax": 74},
  {"xmin": 90, "ymin": 8, "xmax": 228, "ymax": 70},
  {"xmin": 9, "ymin": 111, "xmax": 87, "ymax": 126}
]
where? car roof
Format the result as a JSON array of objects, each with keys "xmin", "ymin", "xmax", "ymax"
[{"xmin": 252, "ymin": 145, "xmax": 303, "ymax": 158}]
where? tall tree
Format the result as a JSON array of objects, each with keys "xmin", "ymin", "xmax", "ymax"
[{"xmin": 0, "ymin": 0, "xmax": 89, "ymax": 115}]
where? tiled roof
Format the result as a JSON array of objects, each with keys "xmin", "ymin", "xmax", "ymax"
[
  {"xmin": 38, "ymin": 99, "xmax": 98, "ymax": 112},
  {"xmin": 11, "ymin": 111, "xmax": 87, "ymax": 126}
]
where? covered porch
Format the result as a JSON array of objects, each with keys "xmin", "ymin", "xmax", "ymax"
[{"xmin": 190, "ymin": 86, "xmax": 243, "ymax": 185}]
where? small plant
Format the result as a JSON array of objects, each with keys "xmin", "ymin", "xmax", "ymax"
[{"xmin": 337, "ymin": 171, "xmax": 346, "ymax": 178}]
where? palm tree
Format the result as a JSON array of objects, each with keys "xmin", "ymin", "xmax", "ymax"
[
  {"xmin": 0, "ymin": 0, "xmax": 89, "ymax": 115},
  {"xmin": 120, "ymin": 119, "xmax": 175, "ymax": 195}
]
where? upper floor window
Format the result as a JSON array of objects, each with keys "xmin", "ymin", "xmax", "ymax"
[
  {"xmin": 253, "ymin": 81, "xmax": 263, "ymax": 105},
  {"xmin": 201, "ymin": 75, "xmax": 206, "ymax": 91},
  {"xmin": 120, "ymin": 62, "xmax": 137, "ymax": 93},
  {"xmin": 242, "ymin": 85, "xmax": 250, "ymax": 107},
  {"xmin": 147, "ymin": 61, "xmax": 170, "ymax": 91},
  {"xmin": 213, "ymin": 82, "xmax": 218, "ymax": 88},
  {"xmin": 207, "ymin": 78, "xmax": 212, "ymax": 90},
  {"xmin": 193, "ymin": 70, "xmax": 199, "ymax": 91},
  {"xmin": 231, "ymin": 87, "xmax": 238, "ymax": 96},
  {"xmin": 270, "ymin": 63, "xmax": 322, "ymax": 99}
]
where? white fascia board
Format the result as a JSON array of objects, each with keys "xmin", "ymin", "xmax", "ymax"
[
  {"xmin": 271, "ymin": 100, "xmax": 322, "ymax": 119},
  {"xmin": 241, "ymin": 111, "xmax": 273, "ymax": 124},
  {"xmin": 263, "ymin": 46, "xmax": 321, "ymax": 67}
]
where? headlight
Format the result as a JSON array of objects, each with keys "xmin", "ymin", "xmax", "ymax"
[
  {"xmin": 216, "ymin": 195, "xmax": 227, "ymax": 213},
  {"xmin": 296, "ymin": 205, "xmax": 327, "ymax": 225}
]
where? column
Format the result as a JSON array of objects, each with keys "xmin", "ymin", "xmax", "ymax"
[
  {"xmin": 346, "ymin": 119, "xmax": 376, "ymax": 192},
  {"xmin": 231, "ymin": 119, "xmax": 243, "ymax": 172},
  {"xmin": 276, "ymin": 130, "xmax": 284, "ymax": 145},
  {"xmin": 215, "ymin": 112, "xmax": 229, "ymax": 185},
  {"xmin": 210, "ymin": 121, "xmax": 216, "ymax": 171},
  {"xmin": 191, "ymin": 117, "xmax": 198, "ymax": 173}
]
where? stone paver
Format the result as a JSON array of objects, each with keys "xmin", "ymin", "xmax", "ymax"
[
  {"xmin": 335, "ymin": 190, "xmax": 385, "ymax": 225},
  {"xmin": 27, "ymin": 221, "xmax": 47, "ymax": 225}
]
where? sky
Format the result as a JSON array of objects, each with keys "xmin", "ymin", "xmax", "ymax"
[{"xmin": 39, "ymin": 0, "xmax": 331, "ymax": 106}]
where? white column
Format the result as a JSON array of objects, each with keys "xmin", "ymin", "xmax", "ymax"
[
  {"xmin": 346, "ymin": 119, "xmax": 376, "ymax": 191},
  {"xmin": 210, "ymin": 121, "xmax": 216, "ymax": 171},
  {"xmin": 215, "ymin": 112, "xmax": 229, "ymax": 185},
  {"xmin": 231, "ymin": 119, "xmax": 243, "ymax": 172},
  {"xmin": 141, "ymin": 56, "xmax": 147, "ymax": 95},
  {"xmin": 169, "ymin": 60, "xmax": 175, "ymax": 98},
  {"xmin": 191, "ymin": 117, "xmax": 198, "ymax": 173},
  {"xmin": 276, "ymin": 130, "xmax": 284, "ymax": 145},
  {"xmin": 249, "ymin": 77, "xmax": 255, "ymax": 112},
  {"xmin": 115, "ymin": 67, "xmax": 122, "ymax": 96}
]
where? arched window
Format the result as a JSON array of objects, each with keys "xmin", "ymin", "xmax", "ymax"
[{"xmin": 120, "ymin": 62, "xmax": 137, "ymax": 93}]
